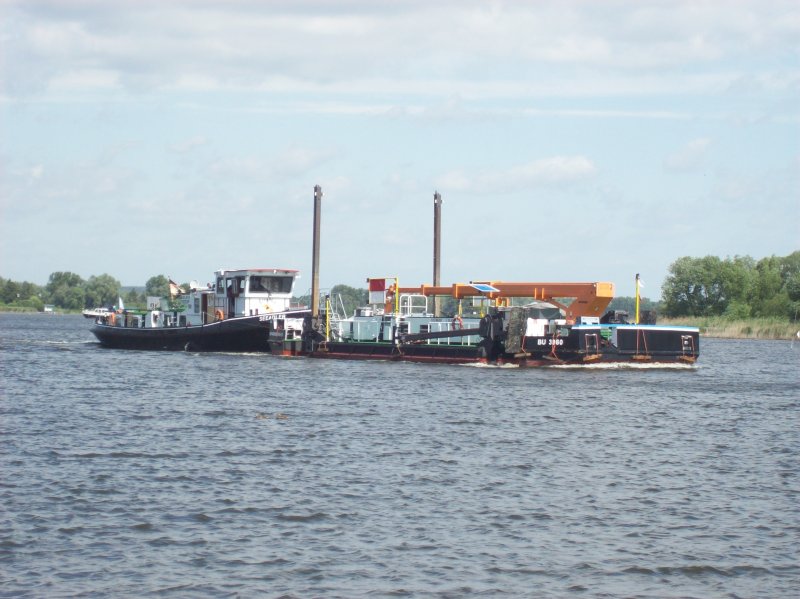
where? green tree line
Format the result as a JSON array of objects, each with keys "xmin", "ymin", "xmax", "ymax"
[
  {"xmin": 660, "ymin": 251, "xmax": 800, "ymax": 319},
  {"xmin": 4, "ymin": 251, "xmax": 799, "ymax": 320},
  {"xmin": 0, "ymin": 272, "xmax": 177, "ymax": 311}
]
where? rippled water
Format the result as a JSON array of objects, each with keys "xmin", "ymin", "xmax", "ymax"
[{"xmin": 2, "ymin": 313, "xmax": 798, "ymax": 598}]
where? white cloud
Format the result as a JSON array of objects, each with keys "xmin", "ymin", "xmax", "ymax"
[
  {"xmin": 436, "ymin": 156, "xmax": 597, "ymax": 194},
  {"xmin": 168, "ymin": 136, "xmax": 208, "ymax": 154},
  {"xmin": 4, "ymin": 0, "xmax": 799, "ymax": 110},
  {"xmin": 209, "ymin": 156, "xmax": 262, "ymax": 178},
  {"xmin": 208, "ymin": 145, "xmax": 337, "ymax": 180},
  {"xmin": 273, "ymin": 146, "xmax": 337, "ymax": 178},
  {"xmin": 664, "ymin": 138, "xmax": 712, "ymax": 171}
]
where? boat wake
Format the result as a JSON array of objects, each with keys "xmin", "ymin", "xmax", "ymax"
[
  {"xmin": 551, "ymin": 362, "xmax": 698, "ymax": 370},
  {"xmin": 461, "ymin": 362, "xmax": 520, "ymax": 369}
]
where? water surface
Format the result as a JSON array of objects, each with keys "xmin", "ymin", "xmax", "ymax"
[{"xmin": 1, "ymin": 313, "xmax": 798, "ymax": 597}]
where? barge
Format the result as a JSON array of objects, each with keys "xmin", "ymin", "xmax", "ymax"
[
  {"xmin": 300, "ymin": 185, "xmax": 699, "ymax": 367},
  {"xmin": 303, "ymin": 278, "xmax": 699, "ymax": 366}
]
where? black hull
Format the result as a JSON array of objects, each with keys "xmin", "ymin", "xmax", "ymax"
[
  {"xmin": 306, "ymin": 326, "xmax": 700, "ymax": 367},
  {"xmin": 92, "ymin": 311, "xmax": 310, "ymax": 352},
  {"xmin": 308, "ymin": 341, "xmax": 484, "ymax": 364},
  {"xmin": 512, "ymin": 326, "xmax": 700, "ymax": 365},
  {"xmin": 307, "ymin": 343, "xmax": 698, "ymax": 366}
]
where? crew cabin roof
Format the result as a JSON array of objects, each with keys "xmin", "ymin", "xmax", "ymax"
[{"xmin": 215, "ymin": 268, "xmax": 299, "ymax": 276}]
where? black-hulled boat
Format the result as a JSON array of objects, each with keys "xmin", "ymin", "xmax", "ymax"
[{"xmin": 92, "ymin": 268, "xmax": 309, "ymax": 353}]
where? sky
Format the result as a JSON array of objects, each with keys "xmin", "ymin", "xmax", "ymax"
[{"xmin": 1, "ymin": 0, "xmax": 798, "ymax": 298}]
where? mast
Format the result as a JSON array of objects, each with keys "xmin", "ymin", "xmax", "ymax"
[
  {"xmin": 311, "ymin": 185, "xmax": 322, "ymax": 319},
  {"xmin": 433, "ymin": 191, "xmax": 442, "ymax": 317}
]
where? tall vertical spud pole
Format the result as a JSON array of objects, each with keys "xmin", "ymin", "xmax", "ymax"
[
  {"xmin": 433, "ymin": 191, "xmax": 442, "ymax": 317},
  {"xmin": 311, "ymin": 185, "xmax": 322, "ymax": 319}
]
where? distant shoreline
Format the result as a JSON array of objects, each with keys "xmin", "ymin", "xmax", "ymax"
[{"xmin": 659, "ymin": 317, "xmax": 799, "ymax": 340}]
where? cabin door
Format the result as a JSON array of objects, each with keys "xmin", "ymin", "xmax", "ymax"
[{"xmin": 227, "ymin": 279, "xmax": 236, "ymax": 318}]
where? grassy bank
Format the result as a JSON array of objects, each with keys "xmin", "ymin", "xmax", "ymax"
[
  {"xmin": 0, "ymin": 305, "xmax": 40, "ymax": 313},
  {"xmin": 660, "ymin": 316, "xmax": 799, "ymax": 340}
]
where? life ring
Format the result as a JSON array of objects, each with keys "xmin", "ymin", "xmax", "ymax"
[
  {"xmin": 215, "ymin": 309, "xmax": 224, "ymax": 321},
  {"xmin": 452, "ymin": 315, "xmax": 464, "ymax": 330}
]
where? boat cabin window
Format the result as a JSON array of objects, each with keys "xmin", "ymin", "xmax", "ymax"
[
  {"xmin": 226, "ymin": 277, "xmax": 245, "ymax": 297},
  {"xmin": 249, "ymin": 275, "xmax": 293, "ymax": 294},
  {"xmin": 216, "ymin": 277, "xmax": 224, "ymax": 293}
]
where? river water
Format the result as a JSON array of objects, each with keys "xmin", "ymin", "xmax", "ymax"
[{"xmin": 1, "ymin": 313, "xmax": 798, "ymax": 598}]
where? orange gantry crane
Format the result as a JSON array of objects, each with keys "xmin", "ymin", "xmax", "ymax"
[{"xmin": 394, "ymin": 281, "xmax": 615, "ymax": 322}]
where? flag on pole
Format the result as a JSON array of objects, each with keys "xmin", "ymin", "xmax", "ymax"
[
  {"xmin": 368, "ymin": 278, "xmax": 386, "ymax": 304},
  {"xmin": 635, "ymin": 274, "xmax": 643, "ymax": 324}
]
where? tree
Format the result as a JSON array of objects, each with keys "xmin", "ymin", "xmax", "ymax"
[
  {"xmin": 46, "ymin": 271, "xmax": 84, "ymax": 293},
  {"xmin": 18, "ymin": 281, "xmax": 40, "ymax": 301},
  {"xmin": 719, "ymin": 255, "xmax": 756, "ymax": 306},
  {"xmin": 85, "ymin": 274, "xmax": 121, "ymax": 308},
  {"xmin": 45, "ymin": 271, "xmax": 86, "ymax": 309},
  {"xmin": 1, "ymin": 279, "xmax": 20, "ymax": 304},
  {"xmin": 661, "ymin": 255, "xmax": 760, "ymax": 317},
  {"xmin": 662, "ymin": 256, "xmax": 719, "ymax": 316},
  {"xmin": 329, "ymin": 284, "xmax": 368, "ymax": 317},
  {"xmin": 751, "ymin": 256, "xmax": 785, "ymax": 317},
  {"xmin": 61, "ymin": 286, "xmax": 86, "ymax": 310},
  {"xmin": 22, "ymin": 296, "xmax": 45, "ymax": 311},
  {"xmin": 608, "ymin": 296, "xmax": 658, "ymax": 315},
  {"xmin": 780, "ymin": 251, "xmax": 800, "ymax": 320},
  {"xmin": 725, "ymin": 252, "xmax": 800, "ymax": 319},
  {"xmin": 1, "ymin": 278, "xmax": 45, "ymax": 307},
  {"xmin": 145, "ymin": 275, "xmax": 170, "ymax": 298},
  {"xmin": 786, "ymin": 272, "xmax": 800, "ymax": 303},
  {"xmin": 123, "ymin": 289, "xmax": 144, "ymax": 308},
  {"xmin": 779, "ymin": 251, "xmax": 800, "ymax": 283},
  {"xmin": 439, "ymin": 295, "xmax": 460, "ymax": 317},
  {"xmin": 661, "ymin": 252, "xmax": 800, "ymax": 319}
]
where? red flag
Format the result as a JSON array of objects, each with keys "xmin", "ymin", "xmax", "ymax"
[{"xmin": 368, "ymin": 278, "xmax": 386, "ymax": 304}]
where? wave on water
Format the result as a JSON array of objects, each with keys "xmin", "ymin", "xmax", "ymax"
[
  {"xmin": 461, "ymin": 362, "xmax": 520, "ymax": 369},
  {"xmin": 551, "ymin": 361, "xmax": 698, "ymax": 370},
  {"xmin": 198, "ymin": 351, "xmax": 268, "ymax": 357},
  {"xmin": 461, "ymin": 360, "xmax": 697, "ymax": 370},
  {"xmin": 56, "ymin": 451, "xmax": 193, "ymax": 460},
  {"xmin": 620, "ymin": 564, "xmax": 774, "ymax": 577},
  {"xmin": 5, "ymin": 339, "xmax": 96, "ymax": 349}
]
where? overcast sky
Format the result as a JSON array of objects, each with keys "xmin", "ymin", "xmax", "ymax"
[{"xmin": 2, "ymin": 0, "xmax": 798, "ymax": 298}]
